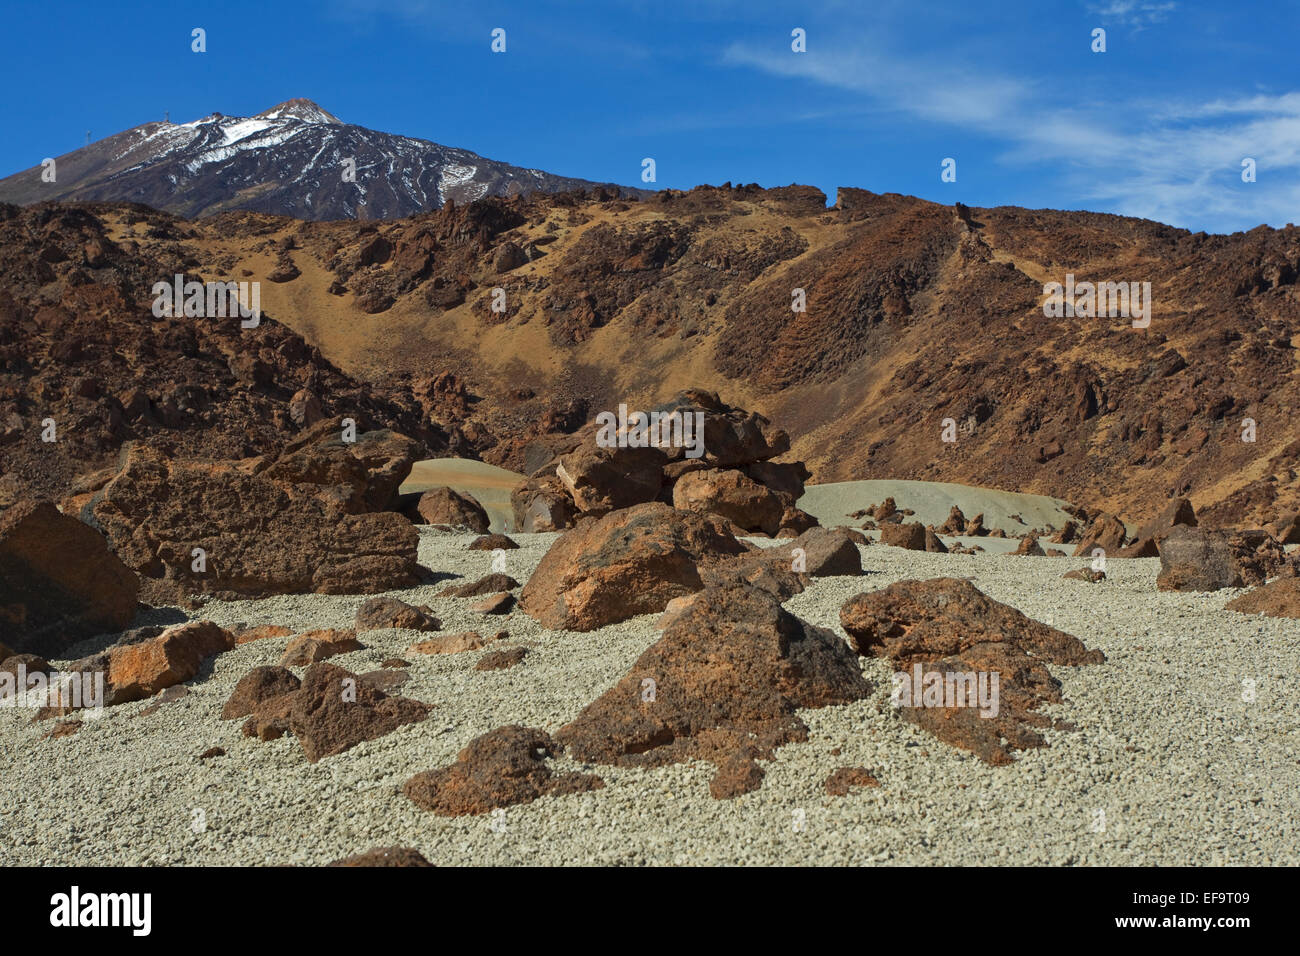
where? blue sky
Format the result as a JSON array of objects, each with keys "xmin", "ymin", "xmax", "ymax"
[{"xmin": 2, "ymin": 0, "xmax": 1296, "ymax": 233}]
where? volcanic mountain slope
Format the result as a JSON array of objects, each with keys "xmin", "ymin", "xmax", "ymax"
[
  {"xmin": 2, "ymin": 186, "xmax": 1298, "ymax": 527},
  {"xmin": 0, "ymin": 201, "xmax": 466, "ymax": 505},
  {"xmin": 0, "ymin": 99, "xmax": 646, "ymax": 221}
]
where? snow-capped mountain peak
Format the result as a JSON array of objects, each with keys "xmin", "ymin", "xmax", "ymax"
[{"xmin": 0, "ymin": 101, "xmax": 646, "ymax": 220}]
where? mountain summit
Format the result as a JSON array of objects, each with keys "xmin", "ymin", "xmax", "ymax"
[
  {"xmin": 0, "ymin": 101, "xmax": 646, "ymax": 220},
  {"xmin": 255, "ymin": 98, "xmax": 343, "ymax": 125}
]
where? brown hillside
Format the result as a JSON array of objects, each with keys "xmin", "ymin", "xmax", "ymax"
[{"xmin": 2, "ymin": 186, "xmax": 1297, "ymax": 527}]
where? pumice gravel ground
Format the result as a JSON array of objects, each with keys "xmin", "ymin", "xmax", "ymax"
[{"xmin": 1, "ymin": 529, "xmax": 1296, "ymax": 866}]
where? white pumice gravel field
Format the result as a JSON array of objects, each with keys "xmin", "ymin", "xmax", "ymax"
[{"xmin": 1, "ymin": 528, "xmax": 1296, "ymax": 866}]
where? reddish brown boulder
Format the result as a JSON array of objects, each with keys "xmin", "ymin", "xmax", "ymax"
[
  {"xmin": 358, "ymin": 668, "xmax": 409, "ymax": 695},
  {"xmin": 672, "ymin": 467, "xmax": 785, "ymax": 536},
  {"xmin": 1135, "ymin": 496, "xmax": 1198, "ymax": 542},
  {"xmin": 256, "ymin": 416, "xmax": 420, "ymax": 514},
  {"xmin": 744, "ymin": 460, "xmax": 811, "ymax": 502},
  {"xmin": 289, "ymin": 662, "xmax": 430, "ymax": 763},
  {"xmin": 280, "ymin": 629, "xmax": 363, "ymax": 666},
  {"xmin": 40, "ymin": 622, "xmax": 231, "ymax": 714},
  {"xmin": 1062, "ymin": 568, "xmax": 1106, "ymax": 583},
  {"xmin": 1225, "ymin": 577, "xmax": 1300, "ymax": 617},
  {"xmin": 1232, "ymin": 529, "xmax": 1300, "ymax": 585},
  {"xmin": 494, "ymin": 242, "xmax": 527, "ymax": 273},
  {"xmin": 242, "ymin": 693, "xmax": 297, "ymax": 741},
  {"xmin": 437, "ymin": 573, "xmax": 521, "ymax": 597},
  {"xmin": 937, "ymin": 506, "xmax": 966, "ymax": 535},
  {"xmin": 1270, "ymin": 512, "xmax": 1300, "ymax": 545},
  {"xmin": 1051, "ymin": 520, "xmax": 1078, "ymax": 544},
  {"xmin": 0, "ymin": 500, "xmax": 139, "ymax": 657},
  {"xmin": 471, "ymin": 592, "xmax": 516, "ymax": 615},
  {"xmin": 555, "ymin": 585, "xmax": 871, "ymax": 793},
  {"xmin": 1117, "ymin": 537, "xmax": 1161, "ymax": 558},
  {"xmin": 870, "ymin": 497, "xmax": 899, "ymax": 522},
  {"xmin": 235, "ymin": 624, "xmax": 292, "ymax": 645},
  {"xmin": 840, "ymin": 578, "xmax": 1103, "ymax": 665},
  {"xmin": 710, "ymin": 753, "xmax": 766, "ymax": 799},
  {"xmin": 328, "ymin": 847, "xmax": 433, "ymax": 867},
  {"xmin": 662, "ymin": 458, "xmax": 712, "ymax": 483},
  {"xmin": 355, "ymin": 597, "xmax": 440, "ymax": 632},
  {"xmin": 408, "ymin": 631, "xmax": 496, "ymax": 655},
  {"xmin": 825, "ymin": 767, "xmax": 880, "ymax": 795},
  {"xmin": 81, "ymin": 444, "xmax": 421, "ymax": 603},
  {"xmin": 880, "ymin": 521, "xmax": 927, "ymax": 550},
  {"xmin": 770, "ymin": 526, "xmax": 863, "ymax": 576},
  {"xmin": 1155, "ymin": 526, "xmax": 1242, "ymax": 591},
  {"xmin": 221, "ymin": 665, "xmax": 301, "ymax": 720},
  {"xmin": 1, "ymin": 652, "xmax": 50, "ymax": 677},
  {"xmin": 416, "ymin": 487, "xmax": 490, "ymax": 532},
  {"xmin": 925, "ymin": 528, "xmax": 949, "ymax": 553},
  {"xmin": 839, "ymin": 527, "xmax": 871, "ymax": 547},
  {"xmin": 776, "ymin": 506, "xmax": 820, "ymax": 536},
  {"xmin": 555, "ymin": 441, "xmax": 666, "ymax": 516},
  {"xmin": 92, "ymin": 621, "xmax": 235, "ymax": 706},
  {"xmin": 1123, "ymin": 497, "xmax": 1197, "ymax": 556},
  {"xmin": 1013, "ymin": 532, "xmax": 1045, "ymax": 556},
  {"xmin": 509, "ymin": 476, "xmax": 576, "ymax": 532},
  {"xmin": 839, "ymin": 579, "xmax": 1103, "ymax": 764},
  {"xmin": 1156, "ymin": 526, "xmax": 1300, "ymax": 591},
  {"xmin": 700, "ymin": 525, "xmax": 863, "ymax": 601},
  {"xmin": 287, "ymin": 389, "xmax": 324, "ymax": 429},
  {"xmin": 652, "ymin": 389, "xmax": 790, "ymax": 467},
  {"xmin": 468, "ymin": 533, "xmax": 519, "ymax": 551},
  {"xmin": 476, "ymin": 647, "xmax": 528, "ymax": 670},
  {"xmin": 964, "ymin": 513, "xmax": 987, "ymax": 536},
  {"xmin": 403, "ymin": 725, "xmax": 604, "ymax": 816},
  {"xmin": 520, "ymin": 502, "xmax": 746, "ymax": 631},
  {"xmin": 1071, "ymin": 513, "xmax": 1128, "ymax": 557}
]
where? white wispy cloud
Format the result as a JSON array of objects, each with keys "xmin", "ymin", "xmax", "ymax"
[
  {"xmin": 1086, "ymin": 1, "xmax": 1179, "ymax": 30},
  {"xmin": 723, "ymin": 39, "xmax": 1300, "ymax": 232}
]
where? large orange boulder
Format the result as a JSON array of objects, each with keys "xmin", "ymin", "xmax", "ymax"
[
  {"xmin": 519, "ymin": 502, "xmax": 747, "ymax": 631},
  {"xmin": 672, "ymin": 468, "xmax": 784, "ymax": 536},
  {"xmin": 555, "ymin": 441, "xmax": 666, "ymax": 516},
  {"xmin": 106, "ymin": 621, "xmax": 234, "ymax": 703},
  {"xmin": 59, "ymin": 621, "xmax": 236, "ymax": 708}
]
